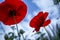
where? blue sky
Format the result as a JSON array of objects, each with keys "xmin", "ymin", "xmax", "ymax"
[{"xmin": 0, "ymin": 0, "xmax": 60, "ymax": 40}]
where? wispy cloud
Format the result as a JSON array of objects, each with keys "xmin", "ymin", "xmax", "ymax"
[{"xmin": 32, "ymin": 0, "xmax": 59, "ymax": 19}]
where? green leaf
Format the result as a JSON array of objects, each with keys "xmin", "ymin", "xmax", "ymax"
[
  {"xmin": 4, "ymin": 34, "xmax": 9, "ymax": 40},
  {"xmin": 36, "ymin": 37, "xmax": 40, "ymax": 40},
  {"xmin": 18, "ymin": 32, "xmax": 21, "ymax": 37}
]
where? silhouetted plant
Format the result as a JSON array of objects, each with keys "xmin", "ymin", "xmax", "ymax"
[
  {"xmin": 4, "ymin": 34, "xmax": 9, "ymax": 40},
  {"xmin": 56, "ymin": 23, "xmax": 60, "ymax": 40},
  {"xmin": 53, "ymin": 0, "xmax": 60, "ymax": 5},
  {"xmin": 19, "ymin": 29, "xmax": 25, "ymax": 40},
  {"xmin": 35, "ymin": 31, "xmax": 46, "ymax": 40},
  {"xmin": 4, "ymin": 32, "xmax": 18, "ymax": 40}
]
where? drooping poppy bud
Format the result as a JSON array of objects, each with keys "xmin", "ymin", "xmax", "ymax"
[{"xmin": 30, "ymin": 11, "xmax": 51, "ymax": 32}]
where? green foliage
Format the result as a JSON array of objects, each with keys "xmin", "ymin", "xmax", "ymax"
[
  {"xmin": 5, "ymin": 25, "xmax": 60, "ymax": 40},
  {"xmin": 53, "ymin": 0, "xmax": 60, "ymax": 5},
  {"xmin": 56, "ymin": 23, "xmax": 60, "ymax": 40},
  {"xmin": 4, "ymin": 32, "xmax": 17, "ymax": 40},
  {"xmin": 36, "ymin": 37, "xmax": 40, "ymax": 40},
  {"xmin": 4, "ymin": 34, "xmax": 9, "ymax": 40},
  {"xmin": 19, "ymin": 29, "xmax": 25, "ymax": 34},
  {"xmin": 18, "ymin": 31, "xmax": 21, "ymax": 37},
  {"xmin": 36, "ymin": 31, "xmax": 45, "ymax": 40},
  {"xmin": 4, "ymin": 29, "xmax": 25, "ymax": 40}
]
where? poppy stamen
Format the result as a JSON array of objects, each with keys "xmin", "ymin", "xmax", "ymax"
[{"xmin": 9, "ymin": 10, "xmax": 16, "ymax": 16}]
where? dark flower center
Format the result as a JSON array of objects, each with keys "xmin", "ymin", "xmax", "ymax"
[{"xmin": 9, "ymin": 10, "xmax": 16, "ymax": 16}]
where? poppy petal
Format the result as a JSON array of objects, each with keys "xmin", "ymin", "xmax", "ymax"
[
  {"xmin": 43, "ymin": 12, "xmax": 48, "ymax": 20},
  {"xmin": 43, "ymin": 19, "xmax": 51, "ymax": 26},
  {"xmin": 29, "ymin": 16, "xmax": 37, "ymax": 28},
  {"xmin": 0, "ymin": 0, "xmax": 27, "ymax": 25},
  {"xmin": 29, "ymin": 11, "xmax": 50, "ymax": 32},
  {"xmin": 33, "ymin": 27, "xmax": 40, "ymax": 32},
  {"xmin": 37, "ymin": 11, "xmax": 43, "ymax": 17},
  {"xmin": 5, "ymin": 0, "xmax": 23, "ymax": 10},
  {"xmin": 5, "ymin": 1, "xmax": 27, "ymax": 25}
]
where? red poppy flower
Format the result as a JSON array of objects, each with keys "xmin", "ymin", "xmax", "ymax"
[
  {"xmin": 0, "ymin": 0, "xmax": 27, "ymax": 25},
  {"xmin": 30, "ymin": 11, "xmax": 51, "ymax": 32}
]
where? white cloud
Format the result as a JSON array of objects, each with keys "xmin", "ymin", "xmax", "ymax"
[
  {"xmin": 32, "ymin": 0, "xmax": 54, "ymax": 10},
  {"xmin": 32, "ymin": 0, "xmax": 59, "ymax": 19}
]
